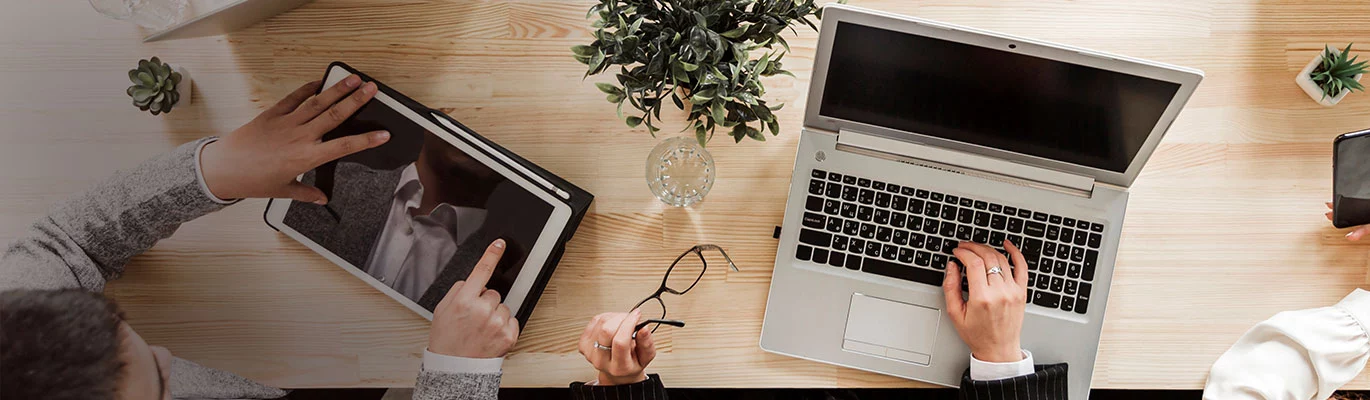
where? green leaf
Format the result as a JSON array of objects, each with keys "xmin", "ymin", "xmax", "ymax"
[
  {"xmin": 732, "ymin": 124, "xmax": 747, "ymax": 143},
  {"xmin": 696, "ymin": 125, "xmax": 709, "ymax": 146},
  {"xmin": 137, "ymin": 72, "xmax": 154, "ymax": 87},
  {"xmin": 572, "ymin": 45, "xmax": 597, "ymax": 56},
  {"xmin": 131, "ymin": 87, "xmax": 155, "ymax": 102},
  {"xmin": 626, "ymin": 116, "xmax": 643, "ymax": 127},
  {"xmin": 745, "ymin": 126, "xmax": 765, "ymax": 141},
  {"xmin": 710, "ymin": 100, "xmax": 726, "ymax": 123},
  {"xmin": 606, "ymin": 93, "xmax": 625, "ymax": 103},
  {"xmin": 767, "ymin": 119, "xmax": 780, "ymax": 136},
  {"xmin": 680, "ymin": 61, "xmax": 699, "ymax": 72},
  {"xmin": 128, "ymin": 69, "xmax": 141, "ymax": 85},
  {"xmin": 720, "ymin": 25, "xmax": 749, "ymax": 39},
  {"xmin": 595, "ymin": 82, "xmax": 621, "ymax": 95},
  {"xmin": 770, "ymin": 103, "xmax": 785, "ymax": 111}
]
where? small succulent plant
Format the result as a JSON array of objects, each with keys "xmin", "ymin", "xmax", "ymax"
[
  {"xmin": 127, "ymin": 57, "xmax": 183, "ymax": 115},
  {"xmin": 1312, "ymin": 44, "xmax": 1368, "ymax": 99}
]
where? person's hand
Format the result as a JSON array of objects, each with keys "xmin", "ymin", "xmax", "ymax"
[
  {"xmin": 1326, "ymin": 202, "xmax": 1370, "ymax": 241},
  {"xmin": 577, "ymin": 310, "xmax": 657, "ymax": 386},
  {"xmin": 943, "ymin": 241, "xmax": 1029, "ymax": 363},
  {"xmin": 428, "ymin": 239, "xmax": 521, "ymax": 358},
  {"xmin": 199, "ymin": 75, "xmax": 391, "ymax": 203}
]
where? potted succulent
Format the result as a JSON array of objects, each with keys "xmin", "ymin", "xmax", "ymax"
[
  {"xmin": 127, "ymin": 57, "xmax": 191, "ymax": 115},
  {"xmin": 573, "ymin": 0, "xmax": 840, "ymax": 146},
  {"xmin": 1296, "ymin": 44, "xmax": 1366, "ymax": 106}
]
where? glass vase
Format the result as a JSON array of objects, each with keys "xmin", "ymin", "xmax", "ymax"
[{"xmin": 646, "ymin": 136, "xmax": 715, "ymax": 207}]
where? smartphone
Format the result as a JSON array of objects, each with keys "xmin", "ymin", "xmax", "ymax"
[{"xmin": 1333, "ymin": 128, "xmax": 1370, "ymax": 228}]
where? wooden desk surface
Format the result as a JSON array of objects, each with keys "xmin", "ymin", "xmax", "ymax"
[{"xmin": 3, "ymin": 0, "xmax": 1369, "ymax": 390}]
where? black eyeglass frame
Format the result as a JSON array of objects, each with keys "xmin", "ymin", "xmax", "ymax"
[{"xmin": 630, "ymin": 244, "xmax": 739, "ymax": 333}]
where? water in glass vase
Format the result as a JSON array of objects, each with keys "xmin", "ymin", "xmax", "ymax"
[{"xmin": 646, "ymin": 137, "xmax": 715, "ymax": 207}]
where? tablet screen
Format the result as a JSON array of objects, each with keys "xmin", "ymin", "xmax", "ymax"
[{"xmin": 281, "ymin": 97, "xmax": 554, "ymax": 312}]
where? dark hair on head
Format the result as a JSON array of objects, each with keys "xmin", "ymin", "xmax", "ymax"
[{"xmin": 1, "ymin": 289, "xmax": 127, "ymax": 400}]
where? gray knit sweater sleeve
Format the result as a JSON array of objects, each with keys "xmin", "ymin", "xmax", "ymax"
[
  {"xmin": 0, "ymin": 138, "xmax": 228, "ymax": 293},
  {"xmin": 413, "ymin": 369, "xmax": 501, "ymax": 400}
]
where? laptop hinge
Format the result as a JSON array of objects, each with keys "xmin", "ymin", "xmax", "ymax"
[{"xmin": 835, "ymin": 129, "xmax": 1096, "ymax": 197}]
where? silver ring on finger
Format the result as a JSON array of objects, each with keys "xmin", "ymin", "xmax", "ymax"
[
  {"xmin": 593, "ymin": 341, "xmax": 612, "ymax": 351},
  {"xmin": 986, "ymin": 266, "xmax": 1003, "ymax": 275}
]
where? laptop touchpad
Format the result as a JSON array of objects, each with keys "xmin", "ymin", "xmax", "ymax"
[{"xmin": 842, "ymin": 293, "xmax": 939, "ymax": 365}]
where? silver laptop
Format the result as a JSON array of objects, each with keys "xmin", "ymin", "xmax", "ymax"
[
  {"xmin": 143, "ymin": 0, "xmax": 314, "ymax": 42},
  {"xmin": 759, "ymin": 5, "xmax": 1202, "ymax": 399}
]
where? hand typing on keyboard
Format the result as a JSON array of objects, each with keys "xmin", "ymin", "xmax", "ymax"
[{"xmin": 943, "ymin": 241, "xmax": 1029, "ymax": 363}]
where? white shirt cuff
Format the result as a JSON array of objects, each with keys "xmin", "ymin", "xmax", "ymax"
[
  {"xmin": 421, "ymin": 349, "xmax": 503, "ymax": 374},
  {"xmin": 192, "ymin": 137, "xmax": 239, "ymax": 205},
  {"xmin": 969, "ymin": 349, "xmax": 1036, "ymax": 381}
]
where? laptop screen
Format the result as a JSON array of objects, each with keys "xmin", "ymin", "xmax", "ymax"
[{"xmin": 819, "ymin": 22, "xmax": 1181, "ymax": 173}]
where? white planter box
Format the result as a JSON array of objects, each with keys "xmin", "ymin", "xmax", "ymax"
[
  {"xmin": 175, "ymin": 66, "xmax": 193, "ymax": 106},
  {"xmin": 1296, "ymin": 48, "xmax": 1363, "ymax": 106}
]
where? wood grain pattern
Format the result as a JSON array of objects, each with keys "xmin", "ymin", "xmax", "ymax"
[{"xmin": 2, "ymin": 0, "xmax": 1369, "ymax": 390}]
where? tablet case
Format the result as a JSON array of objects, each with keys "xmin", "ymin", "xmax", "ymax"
[{"xmin": 266, "ymin": 61, "xmax": 593, "ymax": 328}]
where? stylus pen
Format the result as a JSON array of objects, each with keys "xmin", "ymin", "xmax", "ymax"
[{"xmin": 431, "ymin": 112, "xmax": 572, "ymax": 200}]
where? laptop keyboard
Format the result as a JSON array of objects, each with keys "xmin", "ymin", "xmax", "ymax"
[{"xmin": 795, "ymin": 169, "xmax": 1103, "ymax": 314}]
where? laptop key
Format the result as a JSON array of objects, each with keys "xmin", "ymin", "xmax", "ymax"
[
  {"xmin": 974, "ymin": 211, "xmax": 990, "ymax": 227},
  {"xmin": 859, "ymin": 223, "xmax": 876, "ymax": 239},
  {"xmin": 862, "ymin": 256, "xmax": 945, "ymax": 287},
  {"xmin": 892, "ymin": 195, "xmax": 908, "ymax": 212},
  {"xmin": 1044, "ymin": 242, "xmax": 1057, "ymax": 257},
  {"xmin": 806, "ymin": 196, "xmax": 824, "ymax": 212},
  {"xmin": 828, "ymin": 172, "xmax": 842, "ymax": 182},
  {"xmin": 812, "ymin": 169, "xmax": 827, "ymax": 179},
  {"xmin": 858, "ymin": 189, "xmax": 875, "ymax": 205},
  {"xmin": 1053, "ymin": 260, "xmax": 1068, "ymax": 276},
  {"xmin": 1050, "ymin": 277, "xmax": 1064, "ymax": 292},
  {"xmin": 958, "ymin": 208, "xmax": 974, "ymax": 224},
  {"xmin": 1046, "ymin": 225, "xmax": 1060, "ymax": 241},
  {"xmin": 891, "ymin": 212, "xmax": 907, "ymax": 228},
  {"xmin": 941, "ymin": 205, "xmax": 958, "ymax": 220},
  {"xmin": 932, "ymin": 254, "xmax": 948, "ymax": 270},
  {"xmin": 841, "ymin": 203, "xmax": 857, "ymax": 218},
  {"xmin": 924, "ymin": 202, "xmax": 939, "ymax": 218},
  {"xmin": 902, "ymin": 187, "xmax": 916, "ymax": 196},
  {"xmin": 898, "ymin": 247, "xmax": 916, "ymax": 264},
  {"xmin": 1008, "ymin": 234, "xmax": 1024, "ymax": 248},
  {"xmin": 1088, "ymin": 233, "xmax": 1102, "ymax": 249},
  {"xmin": 1090, "ymin": 222, "xmax": 1105, "ymax": 233},
  {"xmin": 881, "ymin": 245, "xmax": 898, "ymax": 260},
  {"xmin": 893, "ymin": 230, "xmax": 910, "ymax": 246},
  {"xmin": 926, "ymin": 237, "xmax": 942, "ymax": 252},
  {"xmin": 1026, "ymin": 289, "xmax": 1034, "ymax": 303},
  {"xmin": 1008, "ymin": 218, "xmax": 1024, "ymax": 234},
  {"xmin": 1078, "ymin": 283, "xmax": 1092, "ymax": 300},
  {"xmin": 803, "ymin": 212, "xmax": 825, "ymax": 229},
  {"xmin": 974, "ymin": 200, "xmax": 987, "ymax": 210},
  {"xmin": 850, "ymin": 238, "xmax": 866, "ymax": 252},
  {"xmin": 1068, "ymin": 263, "xmax": 1082, "ymax": 279},
  {"xmin": 1032, "ymin": 212, "xmax": 1048, "ymax": 222},
  {"xmin": 843, "ymin": 175, "xmax": 857, "ymax": 185},
  {"xmin": 914, "ymin": 251, "xmax": 931, "ymax": 267},
  {"xmin": 908, "ymin": 215, "xmax": 923, "ymax": 229},
  {"xmin": 886, "ymin": 184, "xmax": 901, "ymax": 194},
  {"xmin": 825, "ymin": 200, "xmax": 841, "ymax": 216},
  {"xmin": 1070, "ymin": 246, "xmax": 1085, "ymax": 262},
  {"xmin": 832, "ymin": 236, "xmax": 848, "ymax": 251},
  {"xmin": 1035, "ymin": 275, "xmax": 1050, "ymax": 290},
  {"xmin": 858, "ymin": 206, "xmax": 874, "ymax": 222},
  {"xmin": 943, "ymin": 239, "xmax": 959, "ymax": 254},
  {"xmin": 876, "ymin": 227, "xmax": 893, "ymax": 242},
  {"xmin": 865, "ymin": 241, "xmax": 881, "ymax": 257},
  {"xmin": 972, "ymin": 228, "xmax": 989, "ymax": 244},
  {"xmin": 829, "ymin": 252, "xmax": 845, "ymax": 268},
  {"xmin": 922, "ymin": 219, "xmax": 938, "ymax": 235},
  {"xmin": 1083, "ymin": 250, "xmax": 1098, "ymax": 281},
  {"xmin": 1003, "ymin": 206, "xmax": 1018, "ymax": 215},
  {"xmin": 844, "ymin": 221, "xmax": 860, "ymax": 236},
  {"xmin": 813, "ymin": 248, "xmax": 829, "ymax": 264},
  {"xmin": 1032, "ymin": 291, "xmax": 1061, "ymax": 308},
  {"xmin": 910, "ymin": 232, "xmax": 925, "ymax": 248},
  {"xmin": 846, "ymin": 254, "xmax": 862, "ymax": 270},
  {"xmin": 826, "ymin": 182, "xmax": 841, "ymax": 198},
  {"xmin": 875, "ymin": 192, "xmax": 892, "ymax": 208},
  {"xmin": 874, "ymin": 209, "xmax": 890, "ymax": 225},
  {"xmin": 1065, "ymin": 280, "xmax": 1078, "ymax": 295},
  {"xmin": 955, "ymin": 225, "xmax": 973, "ymax": 241},
  {"xmin": 959, "ymin": 198, "xmax": 973, "ymax": 207},
  {"xmin": 989, "ymin": 203, "xmax": 1003, "ymax": 213},
  {"xmin": 871, "ymin": 181, "xmax": 886, "ymax": 191},
  {"xmin": 989, "ymin": 231, "xmax": 1005, "ymax": 247},
  {"xmin": 989, "ymin": 214, "xmax": 1005, "ymax": 230},
  {"xmin": 808, "ymin": 179, "xmax": 825, "ymax": 195},
  {"xmin": 1028, "ymin": 272, "xmax": 1037, "ymax": 287},
  {"xmin": 799, "ymin": 229, "xmax": 831, "ymax": 247},
  {"xmin": 826, "ymin": 217, "xmax": 843, "ymax": 233},
  {"xmin": 946, "ymin": 194, "xmax": 959, "ymax": 204},
  {"xmin": 930, "ymin": 192, "xmax": 944, "ymax": 202},
  {"xmin": 1061, "ymin": 296, "xmax": 1075, "ymax": 312},
  {"xmin": 1023, "ymin": 221, "xmax": 1046, "ymax": 237},
  {"xmin": 1063, "ymin": 217, "xmax": 1076, "ymax": 227},
  {"xmin": 857, "ymin": 178, "xmax": 871, "ymax": 188},
  {"xmin": 909, "ymin": 199, "xmax": 924, "ymax": 214},
  {"xmin": 1049, "ymin": 215, "xmax": 1062, "ymax": 224},
  {"xmin": 796, "ymin": 245, "xmax": 812, "ymax": 261},
  {"xmin": 941, "ymin": 221, "xmax": 957, "ymax": 238},
  {"xmin": 842, "ymin": 186, "xmax": 858, "ymax": 201},
  {"xmin": 1018, "ymin": 209, "xmax": 1032, "ymax": 218},
  {"xmin": 1074, "ymin": 230, "xmax": 1089, "ymax": 246}
]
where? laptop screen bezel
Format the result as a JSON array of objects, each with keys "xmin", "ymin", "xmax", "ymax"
[{"xmin": 805, "ymin": 5, "xmax": 1203, "ymax": 188}]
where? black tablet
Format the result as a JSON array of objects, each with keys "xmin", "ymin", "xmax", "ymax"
[{"xmin": 265, "ymin": 63, "xmax": 584, "ymax": 324}]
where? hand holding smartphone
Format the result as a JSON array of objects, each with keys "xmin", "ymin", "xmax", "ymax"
[{"xmin": 1332, "ymin": 129, "xmax": 1370, "ymax": 236}]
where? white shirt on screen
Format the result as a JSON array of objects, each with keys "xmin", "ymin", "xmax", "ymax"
[
  {"xmin": 364, "ymin": 163, "xmax": 487, "ymax": 301},
  {"xmin": 1204, "ymin": 289, "xmax": 1370, "ymax": 400}
]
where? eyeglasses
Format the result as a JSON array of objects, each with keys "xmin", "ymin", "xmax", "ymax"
[{"xmin": 631, "ymin": 244, "xmax": 740, "ymax": 333}]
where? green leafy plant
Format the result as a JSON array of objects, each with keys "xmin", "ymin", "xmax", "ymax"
[
  {"xmin": 573, "ymin": 0, "xmax": 841, "ymax": 145},
  {"xmin": 1312, "ymin": 44, "xmax": 1368, "ymax": 99},
  {"xmin": 127, "ymin": 57, "xmax": 183, "ymax": 115}
]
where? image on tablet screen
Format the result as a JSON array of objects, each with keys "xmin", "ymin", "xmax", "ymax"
[{"xmin": 282, "ymin": 98, "xmax": 553, "ymax": 312}]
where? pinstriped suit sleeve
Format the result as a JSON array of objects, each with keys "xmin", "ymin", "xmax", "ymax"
[
  {"xmin": 959, "ymin": 363, "xmax": 1069, "ymax": 400},
  {"xmin": 568, "ymin": 374, "xmax": 668, "ymax": 400}
]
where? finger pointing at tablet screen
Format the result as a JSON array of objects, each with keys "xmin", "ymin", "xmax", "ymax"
[
  {"xmin": 199, "ymin": 74, "xmax": 392, "ymax": 204},
  {"xmin": 428, "ymin": 239, "xmax": 522, "ymax": 358}
]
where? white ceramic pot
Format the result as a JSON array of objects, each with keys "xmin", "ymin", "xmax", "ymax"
[
  {"xmin": 175, "ymin": 66, "xmax": 193, "ymax": 106},
  {"xmin": 1296, "ymin": 48, "xmax": 1363, "ymax": 106}
]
